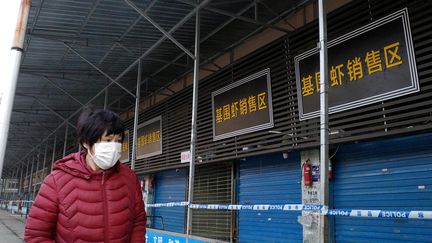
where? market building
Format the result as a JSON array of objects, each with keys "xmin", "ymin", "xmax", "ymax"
[{"xmin": 1, "ymin": 0, "xmax": 431, "ymax": 242}]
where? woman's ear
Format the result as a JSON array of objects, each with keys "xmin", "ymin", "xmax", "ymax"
[{"xmin": 82, "ymin": 143, "xmax": 90, "ymax": 151}]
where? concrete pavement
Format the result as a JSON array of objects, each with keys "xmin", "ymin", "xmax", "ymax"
[{"xmin": 0, "ymin": 209, "xmax": 25, "ymax": 243}]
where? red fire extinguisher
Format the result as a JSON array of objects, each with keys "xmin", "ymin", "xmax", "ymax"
[{"xmin": 303, "ymin": 159, "xmax": 312, "ymax": 187}]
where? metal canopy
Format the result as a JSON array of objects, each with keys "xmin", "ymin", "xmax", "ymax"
[{"xmin": 3, "ymin": 0, "xmax": 307, "ymax": 177}]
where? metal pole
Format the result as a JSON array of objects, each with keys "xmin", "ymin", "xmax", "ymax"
[
  {"xmin": 33, "ymin": 152, "xmax": 39, "ymax": 198},
  {"xmin": 0, "ymin": 179, "xmax": 5, "ymax": 199},
  {"xmin": 42, "ymin": 141, "xmax": 48, "ymax": 175},
  {"xmin": 63, "ymin": 124, "xmax": 68, "ymax": 157},
  {"xmin": 3, "ymin": 178, "xmax": 7, "ymax": 198},
  {"xmin": 18, "ymin": 164, "xmax": 24, "ymax": 195},
  {"xmin": 4, "ymin": 178, "xmax": 8, "ymax": 198},
  {"xmin": 104, "ymin": 80, "xmax": 109, "ymax": 110},
  {"xmin": 318, "ymin": 0, "xmax": 329, "ymax": 242},
  {"xmin": 15, "ymin": 168, "xmax": 19, "ymax": 199},
  {"xmin": 51, "ymin": 135, "xmax": 56, "ymax": 171},
  {"xmin": 0, "ymin": 179, "xmax": 3, "ymax": 199},
  {"xmin": 131, "ymin": 60, "xmax": 141, "ymax": 171},
  {"xmin": 29, "ymin": 156, "xmax": 35, "ymax": 200},
  {"xmin": 186, "ymin": 6, "xmax": 200, "ymax": 240},
  {"xmin": 14, "ymin": 168, "xmax": 18, "ymax": 198},
  {"xmin": 24, "ymin": 160, "xmax": 29, "ymax": 194},
  {"xmin": 0, "ymin": 0, "xmax": 32, "ymax": 178}
]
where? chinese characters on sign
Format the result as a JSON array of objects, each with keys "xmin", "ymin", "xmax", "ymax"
[
  {"xmin": 145, "ymin": 229, "xmax": 205, "ymax": 243},
  {"xmin": 180, "ymin": 151, "xmax": 191, "ymax": 163},
  {"xmin": 212, "ymin": 69, "xmax": 274, "ymax": 140},
  {"xmin": 138, "ymin": 130, "xmax": 161, "ymax": 147},
  {"xmin": 295, "ymin": 9, "xmax": 419, "ymax": 120},
  {"xmin": 301, "ymin": 42, "xmax": 404, "ymax": 97},
  {"xmin": 136, "ymin": 116, "xmax": 162, "ymax": 159},
  {"xmin": 215, "ymin": 92, "xmax": 268, "ymax": 124},
  {"xmin": 120, "ymin": 130, "xmax": 129, "ymax": 163}
]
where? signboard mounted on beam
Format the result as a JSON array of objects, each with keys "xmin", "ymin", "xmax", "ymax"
[
  {"xmin": 120, "ymin": 130, "xmax": 129, "ymax": 163},
  {"xmin": 295, "ymin": 8, "xmax": 419, "ymax": 120},
  {"xmin": 212, "ymin": 68, "xmax": 274, "ymax": 141},
  {"xmin": 136, "ymin": 116, "xmax": 162, "ymax": 159}
]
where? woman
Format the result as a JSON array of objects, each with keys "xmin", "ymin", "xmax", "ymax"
[{"xmin": 25, "ymin": 108, "xmax": 146, "ymax": 242}]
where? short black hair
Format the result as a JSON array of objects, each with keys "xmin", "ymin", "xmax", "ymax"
[{"xmin": 77, "ymin": 108, "xmax": 125, "ymax": 149}]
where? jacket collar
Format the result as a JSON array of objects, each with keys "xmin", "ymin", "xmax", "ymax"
[{"xmin": 53, "ymin": 151, "xmax": 120, "ymax": 180}]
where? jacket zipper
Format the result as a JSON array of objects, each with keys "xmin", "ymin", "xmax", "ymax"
[{"xmin": 101, "ymin": 172, "xmax": 109, "ymax": 243}]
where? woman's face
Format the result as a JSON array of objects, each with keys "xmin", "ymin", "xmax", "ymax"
[
  {"xmin": 87, "ymin": 131, "xmax": 122, "ymax": 154},
  {"xmin": 99, "ymin": 131, "xmax": 122, "ymax": 143}
]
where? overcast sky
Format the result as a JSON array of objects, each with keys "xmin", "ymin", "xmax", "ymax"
[{"xmin": 0, "ymin": 1, "xmax": 21, "ymax": 94}]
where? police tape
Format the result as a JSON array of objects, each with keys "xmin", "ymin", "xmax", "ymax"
[
  {"xmin": 146, "ymin": 202, "xmax": 189, "ymax": 207},
  {"xmin": 326, "ymin": 209, "xmax": 432, "ymax": 219},
  {"xmin": 189, "ymin": 203, "xmax": 324, "ymax": 211},
  {"xmin": 146, "ymin": 202, "xmax": 432, "ymax": 219}
]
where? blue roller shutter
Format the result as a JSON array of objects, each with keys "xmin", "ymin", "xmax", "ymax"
[
  {"xmin": 237, "ymin": 153, "xmax": 302, "ymax": 243},
  {"xmin": 154, "ymin": 169, "xmax": 186, "ymax": 233},
  {"xmin": 332, "ymin": 133, "xmax": 432, "ymax": 242}
]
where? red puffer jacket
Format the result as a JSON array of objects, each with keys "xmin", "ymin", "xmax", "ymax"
[{"xmin": 24, "ymin": 151, "xmax": 146, "ymax": 243}]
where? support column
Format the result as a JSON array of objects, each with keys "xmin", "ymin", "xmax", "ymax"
[
  {"xmin": 186, "ymin": 6, "xmax": 200, "ymax": 240},
  {"xmin": 1, "ymin": 179, "xmax": 5, "ymax": 199},
  {"xmin": 300, "ymin": 150, "xmax": 321, "ymax": 243},
  {"xmin": 24, "ymin": 160, "xmax": 29, "ymax": 195},
  {"xmin": 29, "ymin": 155, "xmax": 35, "ymax": 200},
  {"xmin": 318, "ymin": 0, "xmax": 329, "ymax": 242},
  {"xmin": 19, "ymin": 164, "xmax": 24, "ymax": 195},
  {"xmin": 33, "ymin": 151, "xmax": 40, "ymax": 198},
  {"xmin": 43, "ymin": 141, "xmax": 48, "ymax": 176},
  {"xmin": 104, "ymin": 80, "xmax": 109, "ymax": 110},
  {"xmin": 131, "ymin": 60, "xmax": 141, "ymax": 171},
  {"xmin": 0, "ymin": 0, "xmax": 32, "ymax": 178},
  {"xmin": 15, "ymin": 167, "xmax": 19, "ymax": 199},
  {"xmin": 63, "ymin": 124, "xmax": 68, "ymax": 157},
  {"xmin": 51, "ymin": 135, "xmax": 57, "ymax": 171}
]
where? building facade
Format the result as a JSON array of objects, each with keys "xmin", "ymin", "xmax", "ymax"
[{"xmin": 120, "ymin": 0, "xmax": 432, "ymax": 242}]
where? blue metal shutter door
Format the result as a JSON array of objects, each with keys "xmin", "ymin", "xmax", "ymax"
[
  {"xmin": 237, "ymin": 153, "xmax": 302, "ymax": 243},
  {"xmin": 154, "ymin": 169, "xmax": 186, "ymax": 233},
  {"xmin": 332, "ymin": 133, "xmax": 432, "ymax": 242}
]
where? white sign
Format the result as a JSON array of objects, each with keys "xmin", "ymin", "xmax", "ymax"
[{"xmin": 181, "ymin": 151, "xmax": 191, "ymax": 163}]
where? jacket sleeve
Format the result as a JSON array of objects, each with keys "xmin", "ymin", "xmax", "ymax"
[
  {"xmin": 131, "ymin": 175, "xmax": 147, "ymax": 242},
  {"xmin": 24, "ymin": 173, "xmax": 58, "ymax": 243}
]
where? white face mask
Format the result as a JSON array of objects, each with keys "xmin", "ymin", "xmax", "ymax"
[{"xmin": 89, "ymin": 142, "xmax": 122, "ymax": 170}]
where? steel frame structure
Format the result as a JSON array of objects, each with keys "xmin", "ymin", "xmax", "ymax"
[{"xmin": 5, "ymin": 0, "xmax": 302, "ymax": 170}]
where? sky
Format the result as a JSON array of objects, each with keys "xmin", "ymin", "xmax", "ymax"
[{"xmin": 0, "ymin": 1, "xmax": 21, "ymax": 95}]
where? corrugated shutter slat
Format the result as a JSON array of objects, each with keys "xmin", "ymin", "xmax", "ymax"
[
  {"xmin": 238, "ymin": 153, "xmax": 302, "ymax": 243},
  {"xmin": 332, "ymin": 133, "xmax": 432, "ymax": 242},
  {"xmin": 154, "ymin": 169, "xmax": 186, "ymax": 233}
]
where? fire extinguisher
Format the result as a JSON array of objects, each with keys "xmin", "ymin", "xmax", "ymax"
[
  {"xmin": 303, "ymin": 159, "xmax": 312, "ymax": 187},
  {"xmin": 328, "ymin": 160, "xmax": 333, "ymax": 181}
]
